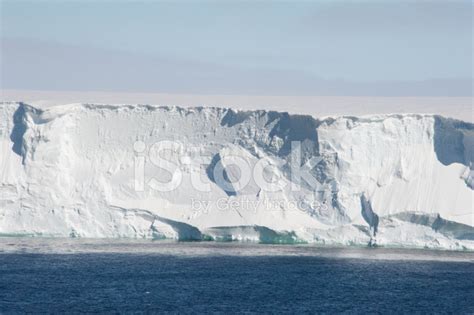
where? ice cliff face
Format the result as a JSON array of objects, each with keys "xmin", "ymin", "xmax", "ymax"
[{"xmin": 0, "ymin": 102, "xmax": 473, "ymax": 249}]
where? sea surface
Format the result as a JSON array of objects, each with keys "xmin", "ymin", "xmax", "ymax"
[{"xmin": 0, "ymin": 239, "xmax": 473, "ymax": 313}]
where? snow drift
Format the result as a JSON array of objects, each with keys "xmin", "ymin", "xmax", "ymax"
[{"xmin": 0, "ymin": 102, "xmax": 472, "ymax": 249}]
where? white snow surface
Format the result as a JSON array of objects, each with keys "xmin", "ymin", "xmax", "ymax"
[{"xmin": 0, "ymin": 102, "xmax": 473, "ymax": 250}]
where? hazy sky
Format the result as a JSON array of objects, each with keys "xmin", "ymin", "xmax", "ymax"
[{"xmin": 1, "ymin": 0, "xmax": 472, "ymax": 96}]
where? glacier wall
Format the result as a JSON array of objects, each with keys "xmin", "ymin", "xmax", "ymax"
[{"xmin": 0, "ymin": 102, "xmax": 473, "ymax": 249}]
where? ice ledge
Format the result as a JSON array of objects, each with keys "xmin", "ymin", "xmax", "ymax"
[{"xmin": 2, "ymin": 101, "xmax": 473, "ymax": 125}]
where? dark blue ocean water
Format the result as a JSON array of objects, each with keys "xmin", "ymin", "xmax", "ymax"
[{"xmin": 0, "ymin": 242, "xmax": 473, "ymax": 313}]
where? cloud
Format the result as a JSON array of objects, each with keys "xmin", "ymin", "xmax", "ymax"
[{"xmin": 1, "ymin": 37, "xmax": 472, "ymax": 96}]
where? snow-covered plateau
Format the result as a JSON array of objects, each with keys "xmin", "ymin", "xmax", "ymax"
[{"xmin": 0, "ymin": 102, "xmax": 473, "ymax": 250}]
